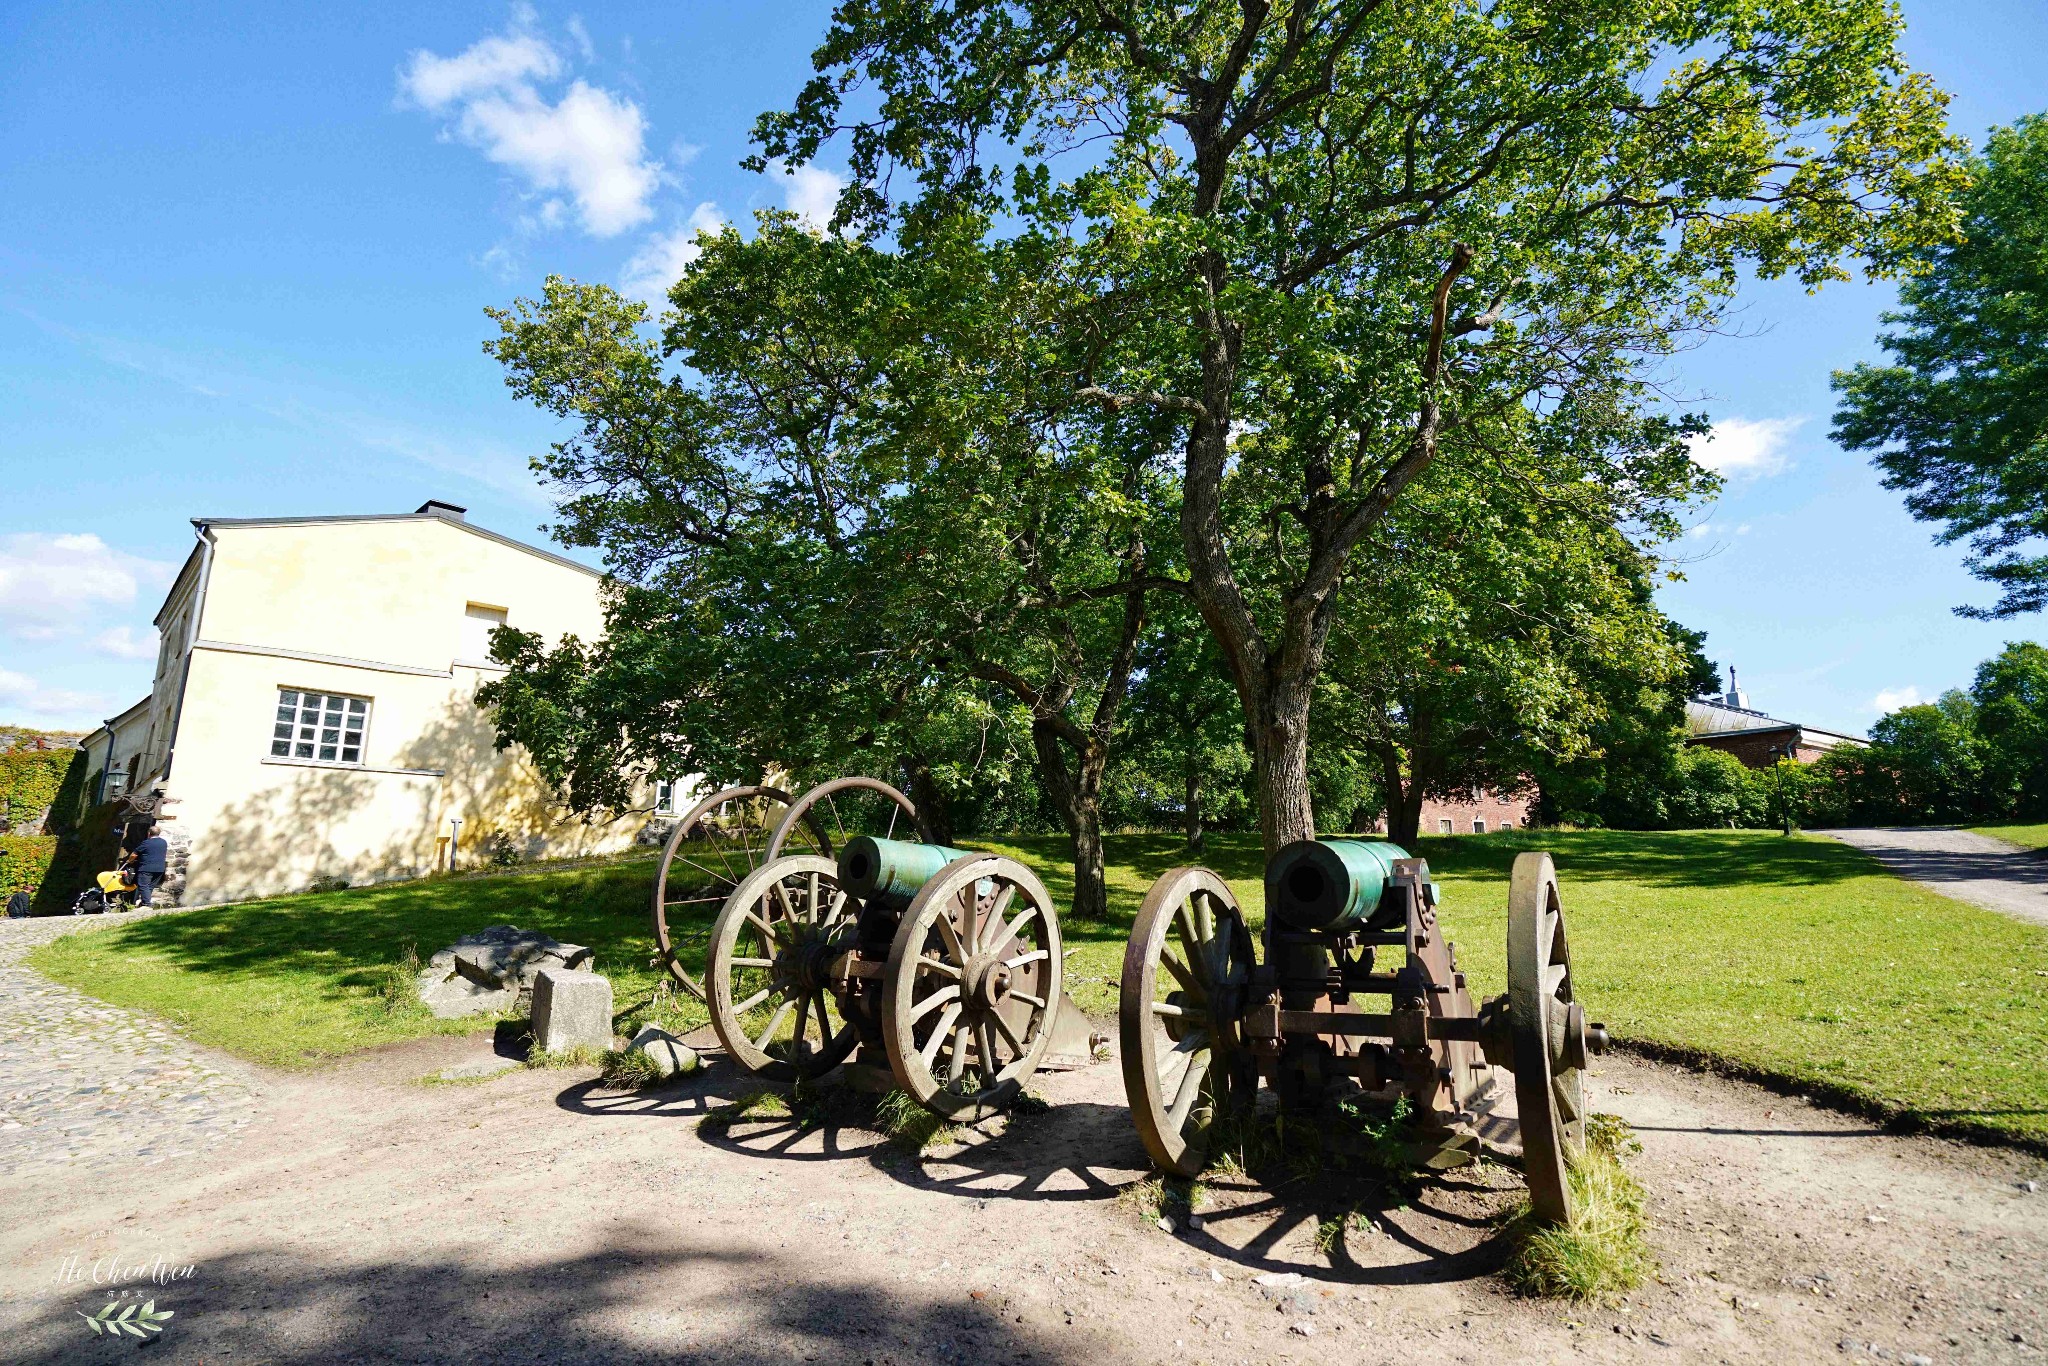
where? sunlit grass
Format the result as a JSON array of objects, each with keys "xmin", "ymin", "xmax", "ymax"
[
  {"xmin": 1501, "ymin": 1114, "xmax": 1655, "ymax": 1301},
  {"xmin": 25, "ymin": 828, "xmax": 2048, "ymax": 1146},
  {"xmin": 1970, "ymin": 821, "xmax": 2048, "ymax": 850}
]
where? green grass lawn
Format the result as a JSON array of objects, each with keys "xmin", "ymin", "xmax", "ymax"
[
  {"xmin": 1970, "ymin": 822, "xmax": 2048, "ymax": 851},
  {"xmin": 27, "ymin": 829, "xmax": 2048, "ymax": 1147}
]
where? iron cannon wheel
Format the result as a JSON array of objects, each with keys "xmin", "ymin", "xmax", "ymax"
[
  {"xmin": 706, "ymin": 855, "xmax": 861, "ymax": 1081},
  {"xmin": 652, "ymin": 785, "xmax": 826, "ymax": 1000},
  {"xmin": 1507, "ymin": 850, "xmax": 1589, "ymax": 1227},
  {"xmin": 1119, "ymin": 867, "xmax": 1257, "ymax": 1179},
  {"xmin": 881, "ymin": 854, "xmax": 1063, "ymax": 1120},
  {"xmin": 765, "ymin": 776, "xmax": 929, "ymax": 862}
]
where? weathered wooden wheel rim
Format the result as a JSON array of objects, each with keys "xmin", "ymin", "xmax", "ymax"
[
  {"xmin": 1119, "ymin": 867, "xmax": 1256, "ymax": 1178},
  {"xmin": 765, "ymin": 776, "xmax": 927, "ymax": 862},
  {"xmin": 1508, "ymin": 850, "xmax": 1587, "ymax": 1226},
  {"xmin": 707, "ymin": 855, "xmax": 860, "ymax": 1081},
  {"xmin": 881, "ymin": 854, "xmax": 1063, "ymax": 1120},
  {"xmin": 653, "ymin": 784, "xmax": 817, "ymax": 1000}
]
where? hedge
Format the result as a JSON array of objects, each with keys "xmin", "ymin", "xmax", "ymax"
[
  {"xmin": 0, "ymin": 749, "xmax": 78, "ymax": 832},
  {"xmin": 0, "ymin": 835, "xmax": 58, "ymax": 897}
]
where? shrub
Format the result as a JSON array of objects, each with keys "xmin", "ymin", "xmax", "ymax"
[
  {"xmin": 1663, "ymin": 745, "xmax": 1766, "ymax": 828},
  {"xmin": 0, "ymin": 835, "xmax": 57, "ymax": 898}
]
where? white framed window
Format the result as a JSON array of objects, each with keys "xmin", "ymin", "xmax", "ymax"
[
  {"xmin": 1473, "ymin": 818, "xmax": 1487, "ymax": 834},
  {"xmin": 1499, "ymin": 819, "xmax": 1514, "ymax": 831},
  {"xmin": 272, "ymin": 689, "xmax": 370, "ymax": 763},
  {"xmin": 462, "ymin": 603, "xmax": 508, "ymax": 662},
  {"xmin": 656, "ymin": 780, "xmax": 683, "ymax": 815},
  {"xmin": 1438, "ymin": 818, "xmax": 1453, "ymax": 834}
]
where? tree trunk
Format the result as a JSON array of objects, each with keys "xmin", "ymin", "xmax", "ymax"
[
  {"xmin": 900, "ymin": 753, "xmax": 955, "ymax": 845},
  {"xmin": 1182, "ymin": 762, "xmax": 1205, "ymax": 856},
  {"xmin": 1380, "ymin": 746, "xmax": 1424, "ymax": 849},
  {"xmin": 1249, "ymin": 676, "xmax": 1317, "ymax": 854},
  {"xmin": 1029, "ymin": 719, "xmax": 1109, "ymax": 923}
]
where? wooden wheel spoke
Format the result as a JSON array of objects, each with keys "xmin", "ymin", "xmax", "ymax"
[
  {"xmin": 791, "ymin": 994, "xmax": 812, "ymax": 1055},
  {"xmin": 1004, "ymin": 948, "xmax": 1049, "ymax": 969},
  {"xmin": 957, "ymin": 885, "xmax": 980, "ymax": 956},
  {"xmin": 675, "ymin": 856, "xmax": 738, "ymax": 891},
  {"xmin": 772, "ymin": 879, "xmax": 801, "ymax": 924},
  {"xmin": 976, "ymin": 1020, "xmax": 1002, "ymax": 1081},
  {"xmin": 1009, "ymin": 991, "xmax": 1047, "ymax": 1009},
  {"xmin": 750, "ymin": 1000, "xmax": 792, "ymax": 1053},
  {"xmin": 1150, "ymin": 999, "xmax": 1204, "ymax": 1021},
  {"xmin": 1158, "ymin": 946, "xmax": 1205, "ymax": 1000},
  {"xmin": 919, "ymin": 955, "xmax": 962, "ymax": 979},
  {"xmin": 731, "ymin": 957, "xmax": 774, "ymax": 968},
  {"xmin": 911, "ymin": 984, "xmax": 962, "ymax": 1022},
  {"xmin": 1544, "ymin": 962, "xmax": 1570, "ymax": 995},
  {"xmin": 1166, "ymin": 1048, "xmax": 1212, "ymax": 1131},
  {"xmin": 812, "ymin": 990, "xmax": 835, "ymax": 1045},
  {"xmin": 731, "ymin": 988, "xmax": 771, "ymax": 1015},
  {"xmin": 947, "ymin": 1024, "xmax": 972, "ymax": 1082},
  {"xmin": 986, "ymin": 900, "xmax": 1037, "ymax": 959},
  {"xmin": 935, "ymin": 907, "xmax": 968, "ymax": 964},
  {"xmin": 921, "ymin": 1002, "xmax": 962, "ymax": 1066},
  {"xmin": 990, "ymin": 1007, "xmax": 1028, "ymax": 1059}
]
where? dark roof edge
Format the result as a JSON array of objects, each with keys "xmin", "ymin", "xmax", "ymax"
[{"xmin": 190, "ymin": 512, "xmax": 604, "ymax": 580}]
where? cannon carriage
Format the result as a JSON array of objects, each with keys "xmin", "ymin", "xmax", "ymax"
[
  {"xmin": 1120, "ymin": 841, "xmax": 1608, "ymax": 1224},
  {"xmin": 686, "ymin": 777, "xmax": 1090, "ymax": 1119}
]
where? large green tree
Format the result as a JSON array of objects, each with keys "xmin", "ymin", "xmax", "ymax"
[
  {"xmin": 756, "ymin": 0, "xmax": 1964, "ymax": 852},
  {"xmin": 1313, "ymin": 443, "xmax": 1708, "ymax": 846},
  {"xmin": 480, "ymin": 218, "xmax": 1182, "ymax": 918},
  {"xmin": 1834, "ymin": 116, "xmax": 2048, "ymax": 619}
]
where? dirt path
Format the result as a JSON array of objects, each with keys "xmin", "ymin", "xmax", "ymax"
[
  {"xmin": 1820, "ymin": 827, "xmax": 2048, "ymax": 928},
  {"xmin": 0, "ymin": 1026, "xmax": 2040, "ymax": 1365}
]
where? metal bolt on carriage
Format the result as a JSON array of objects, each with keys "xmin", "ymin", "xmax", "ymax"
[
  {"xmin": 651, "ymin": 777, "xmax": 1092, "ymax": 1120},
  {"xmin": 1119, "ymin": 841, "xmax": 1609, "ymax": 1225}
]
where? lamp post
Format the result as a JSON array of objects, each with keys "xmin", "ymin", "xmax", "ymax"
[{"xmin": 448, "ymin": 817, "xmax": 463, "ymax": 872}]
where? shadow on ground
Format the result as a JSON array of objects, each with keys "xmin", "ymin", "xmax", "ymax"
[
  {"xmin": 562, "ymin": 1064, "xmax": 1517, "ymax": 1291},
  {"xmin": 10, "ymin": 1235, "xmax": 1070, "ymax": 1365}
]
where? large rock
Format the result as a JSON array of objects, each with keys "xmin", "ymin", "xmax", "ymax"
[
  {"xmin": 532, "ymin": 968, "xmax": 613, "ymax": 1055},
  {"xmin": 416, "ymin": 925, "xmax": 592, "ymax": 1019},
  {"xmin": 627, "ymin": 1024, "xmax": 700, "ymax": 1078}
]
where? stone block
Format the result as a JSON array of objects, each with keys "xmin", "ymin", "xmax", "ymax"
[
  {"xmin": 628, "ymin": 1024, "xmax": 699, "ymax": 1078},
  {"xmin": 532, "ymin": 968, "xmax": 613, "ymax": 1055}
]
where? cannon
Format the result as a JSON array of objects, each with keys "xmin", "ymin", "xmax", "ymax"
[
  {"xmin": 703, "ymin": 776, "xmax": 1091, "ymax": 1118},
  {"xmin": 1118, "ymin": 841, "xmax": 1608, "ymax": 1224}
]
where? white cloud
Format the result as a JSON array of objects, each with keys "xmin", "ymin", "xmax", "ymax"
[
  {"xmin": 621, "ymin": 202, "xmax": 725, "ymax": 305},
  {"xmin": 1686, "ymin": 416, "xmax": 1806, "ymax": 479},
  {"xmin": 0, "ymin": 667, "xmax": 113, "ymax": 723},
  {"xmin": 399, "ymin": 29, "xmax": 560, "ymax": 109},
  {"xmin": 565, "ymin": 15, "xmax": 595, "ymax": 63},
  {"xmin": 94, "ymin": 625, "xmax": 159, "ymax": 660},
  {"xmin": 0, "ymin": 534, "xmax": 178, "ymax": 639},
  {"xmin": 1870, "ymin": 686, "xmax": 1925, "ymax": 713},
  {"xmin": 399, "ymin": 18, "xmax": 659, "ymax": 237},
  {"xmin": 777, "ymin": 162, "xmax": 846, "ymax": 230}
]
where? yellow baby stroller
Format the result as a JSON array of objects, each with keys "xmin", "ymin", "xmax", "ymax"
[{"xmin": 72, "ymin": 868, "xmax": 136, "ymax": 915}]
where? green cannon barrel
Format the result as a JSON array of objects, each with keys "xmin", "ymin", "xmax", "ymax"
[
  {"xmin": 1268, "ymin": 838, "xmax": 1411, "ymax": 931},
  {"xmin": 838, "ymin": 835, "xmax": 974, "ymax": 906}
]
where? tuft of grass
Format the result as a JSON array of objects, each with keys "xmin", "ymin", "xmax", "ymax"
[
  {"xmin": 599, "ymin": 1047, "xmax": 668, "ymax": 1090},
  {"xmin": 525, "ymin": 1043, "xmax": 609, "ymax": 1070},
  {"xmin": 699, "ymin": 1088, "xmax": 793, "ymax": 1134},
  {"xmin": 1314, "ymin": 1204, "xmax": 1375, "ymax": 1258},
  {"xmin": 1118, "ymin": 1173, "xmax": 1206, "ymax": 1225},
  {"xmin": 1009, "ymin": 1088, "xmax": 1052, "ymax": 1116},
  {"xmin": 1501, "ymin": 1113, "xmax": 1655, "ymax": 1301},
  {"xmin": 874, "ymin": 1088, "xmax": 962, "ymax": 1152},
  {"xmin": 376, "ymin": 943, "xmax": 423, "ymax": 1016}
]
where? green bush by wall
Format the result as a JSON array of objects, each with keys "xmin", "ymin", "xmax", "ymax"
[
  {"xmin": 0, "ymin": 750, "xmax": 80, "ymax": 833},
  {"xmin": 0, "ymin": 835, "xmax": 58, "ymax": 897}
]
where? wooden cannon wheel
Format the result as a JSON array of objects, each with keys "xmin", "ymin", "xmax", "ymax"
[
  {"xmin": 765, "ymin": 776, "xmax": 927, "ymax": 862},
  {"xmin": 1118, "ymin": 867, "xmax": 1258, "ymax": 1178},
  {"xmin": 652, "ymin": 785, "xmax": 827, "ymax": 1000},
  {"xmin": 881, "ymin": 854, "xmax": 1064, "ymax": 1121},
  {"xmin": 706, "ymin": 855, "xmax": 861, "ymax": 1081},
  {"xmin": 1508, "ymin": 850, "xmax": 1590, "ymax": 1226}
]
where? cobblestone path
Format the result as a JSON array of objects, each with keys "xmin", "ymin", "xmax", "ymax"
[{"xmin": 0, "ymin": 912, "xmax": 262, "ymax": 1180}]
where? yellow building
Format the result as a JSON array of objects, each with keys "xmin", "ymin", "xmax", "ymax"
[{"xmin": 79, "ymin": 501, "xmax": 655, "ymax": 905}]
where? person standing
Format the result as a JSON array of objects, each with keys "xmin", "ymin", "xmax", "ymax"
[{"xmin": 131, "ymin": 825, "xmax": 169, "ymax": 908}]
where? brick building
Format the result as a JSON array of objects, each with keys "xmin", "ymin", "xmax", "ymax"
[
  {"xmin": 1368, "ymin": 788, "xmax": 1534, "ymax": 837},
  {"xmin": 1684, "ymin": 667, "xmax": 1866, "ymax": 768}
]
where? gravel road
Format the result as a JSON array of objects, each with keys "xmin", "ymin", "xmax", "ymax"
[{"xmin": 1819, "ymin": 826, "xmax": 2048, "ymax": 928}]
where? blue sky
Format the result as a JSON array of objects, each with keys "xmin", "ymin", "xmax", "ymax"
[{"xmin": 1, "ymin": 1, "xmax": 2043, "ymax": 735}]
